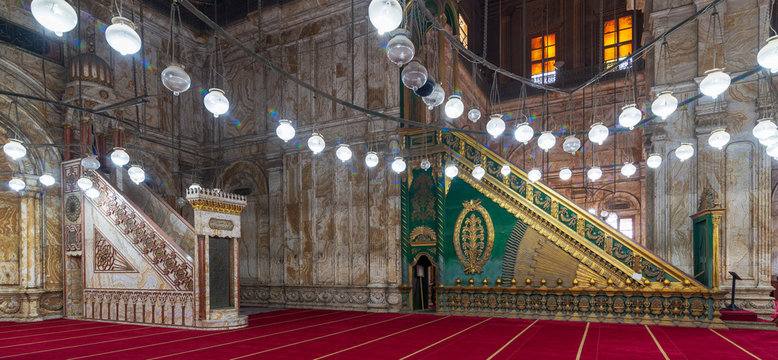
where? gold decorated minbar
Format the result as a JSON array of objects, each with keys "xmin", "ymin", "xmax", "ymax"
[{"xmin": 186, "ymin": 188, "xmax": 247, "ymax": 239}]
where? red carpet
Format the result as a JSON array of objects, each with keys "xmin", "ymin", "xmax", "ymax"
[{"xmin": 1, "ymin": 309, "xmax": 778, "ymax": 359}]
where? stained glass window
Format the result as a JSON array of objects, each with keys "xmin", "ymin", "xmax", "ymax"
[
  {"xmin": 604, "ymin": 16, "xmax": 633, "ymax": 69},
  {"xmin": 530, "ymin": 34, "xmax": 556, "ymax": 84}
]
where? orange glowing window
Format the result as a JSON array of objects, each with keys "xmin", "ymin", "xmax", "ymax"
[
  {"xmin": 604, "ymin": 16, "xmax": 633, "ymax": 69},
  {"xmin": 530, "ymin": 34, "xmax": 556, "ymax": 84}
]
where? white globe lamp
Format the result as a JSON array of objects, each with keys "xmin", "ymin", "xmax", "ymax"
[
  {"xmin": 675, "ymin": 143, "xmax": 694, "ymax": 162},
  {"xmin": 368, "ymin": 0, "xmax": 403, "ymax": 34},
  {"xmin": 276, "ymin": 119, "xmax": 296, "ymax": 142},
  {"xmin": 621, "ymin": 162, "xmax": 637, "ymax": 177},
  {"xmin": 128, "ymin": 165, "xmax": 145, "ymax": 184},
  {"xmin": 110, "ymin": 147, "xmax": 130, "ymax": 167},
  {"xmin": 472, "ymin": 164, "xmax": 485, "ymax": 180},
  {"xmin": 486, "ymin": 114, "xmax": 506, "ymax": 138},
  {"xmin": 562, "ymin": 136, "xmax": 581, "ymax": 154},
  {"xmin": 76, "ymin": 177, "xmax": 93, "ymax": 191},
  {"xmin": 336, "ymin": 144, "xmax": 352, "ymax": 162},
  {"xmin": 752, "ymin": 118, "xmax": 777, "ymax": 140},
  {"xmin": 161, "ymin": 63, "xmax": 191, "ymax": 95},
  {"xmin": 365, "ymin": 151, "xmax": 379, "ymax": 168},
  {"xmin": 444, "ymin": 95, "xmax": 465, "ymax": 119},
  {"xmin": 81, "ymin": 156, "xmax": 100, "ymax": 170},
  {"xmin": 420, "ymin": 158, "xmax": 431, "ymax": 170},
  {"xmin": 31, "ymin": 0, "xmax": 77, "ymax": 37},
  {"xmin": 8, "ymin": 176, "xmax": 25, "ymax": 192},
  {"xmin": 559, "ymin": 167, "xmax": 572, "ymax": 180},
  {"xmin": 401, "ymin": 60, "xmax": 427, "ymax": 90},
  {"xmin": 527, "ymin": 168, "xmax": 542, "ymax": 183},
  {"xmin": 618, "ymin": 104, "xmax": 642, "ymax": 129},
  {"xmin": 699, "ymin": 68, "xmax": 730, "ymax": 98},
  {"xmin": 537, "ymin": 131, "xmax": 556, "ymax": 152},
  {"xmin": 85, "ymin": 187, "xmax": 100, "ymax": 199},
  {"xmin": 386, "ymin": 30, "xmax": 414, "ymax": 66},
  {"xmin": 445, "ymin": 163, "xmax": 459, "ymax": 178},
  {"xmin": 422, "ymin": 84, "xmax": 445, "ymax": 110},
  {"xmin": 514, "ymin": 123, "xmax": 534, "ymax": 144},
  {"xmin": 588, "ymin": 122, "xmax": 609, "ymax": 145},
  {"xmin": 708, "ymin": 128, "xmax": 730, "ymax": 150},
  {"xmin": 204, "ymin": 88, "xmax": 229, "ymax": 118},
  {"xmin": 105, "ymin": 16, "xmax": 141, "ymax": 55},
  {"xmin": 587, "ymin": 166, "xmax": 602, "ymax": 181},
  {"xmin": 467, "ymin": 107, "xmax": 481, "ymax": 122},
  {"xmin": 646, "ymin": 153, "xmax": 662, "ymax": 169},
  {"xmin": 757, "ymin": 36, "xmax": 778, "ymax": 72},
  {"xmin": 391, "ymin": 157, "xmax": 406, "ymax": 173},
  {"xmin": 651, "ymin": 91, "xmax": 678, "ymax": 120},
  {"xmin": 3, "ymin": 139, "xmax": 27, "ymax": 160},
  {"xmin": 39, "ymin": 173, "xmax": 55, "ymax": 187},
  {"xmin": 767, "ymin": 142, "xmax": 778, "ymax": 158},
  {"xmin": 307, "ymin": 133, "xmax": 326, "ymax": 154},
  {"xmin": 500, "ymin": 164, "xmax": 511, "ymax": 177}
]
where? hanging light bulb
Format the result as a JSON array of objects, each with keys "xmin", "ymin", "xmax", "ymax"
[
  {"xmin": 618, "ymin": 104, "xmax": 642, "ymax": 129},
  {"xmin": 204, "ymin": 88, "xmax": 229, "ymax": 118},
  {"xmin": 391, "ymin": 157, "xmax": 406, "ymax": 173},
  {"xmin": 486, "ymin": 114, "xmax": 506, "ymax": 138},
  {"xmin": 30, "ymin": 0, "xmax": 78, "ymax": 37},
  {"xmin": 127, "ymin": 165, "xmax": 145, "ymax": 184},
  {"xmin": 537, "ymin": 131, "xmax": 556, "ymax": 151},
  {"xmin": 386, "ymin": 30, "xmax": 414, "ymax": 66},
  {"xmin": 588, "ymin": 122, "xmax": 609, "ymax": 145},
  {"xmin": 81, "ymin": 155, "xmax": 100, "ymax": 171},
  {"xmin": 445, "ymin": 163, "xmax": 459, "ymax": 178},
  {"xmin": 401, "ymin": 60, "xmax": 427, "ymax": 90},
  {"xmin": 708, "ymin": 128, "xmax": 730, "ymax": 150},
  {"xmin": 646, "ymin": 153, "xmax": 662, "ymax": 169},
  {"xmin": 514, "ymin": 123, "xmax": 534, "ymax": 144},
  {"xmin": 752, "ymin": 118, "xmax": 777, "ymax": 140},
  {"xmin": 472, "ymin": 164, "xmax": 485, "ymax": 180},
  {"xmin": 559, "ymin": 167, "xmax": 572, "ymax": 181},
  {"xmin": 675, "ymin": 143, "xmax": 694, "ymax": 162},
  {"xmin": 757, "ymin": 36, "xmax": 778, "ymax": 72},
  {"xmin": 276, "ymin": 119, "xmax": 296, "ymax": 142},
  {"xmin": 8, "ymin": 176, "xmax": 25, "ymax": 192},
  {"xmin": 621, "ymin": 162, "xmax": 637, "ymax": 177},
  {"xmin": 467, "ymin": 107, "xmax": 481, "ymax": 122},
  {"xmin": 336, "ymin": 144, "xmax": 352, "ymax": 162},
  {"xmin": 420, "ymin": 158, "xmax": 431, "ymax": 170},
  {"xmin": 365, "ymin": 151, "xmax": 379, "ymax": 168},
  {"xmin": 3, "ymin": 139, "xmax": 27, "ymax": 160},
  {"xmin": 562, "ymin": 136, "xmax": 581, "ymax": 154},
  {"xmin": 422, "ymin": 84, "xmax": 445, "ymax": 110},
  {"xmin": 587, "ymin": 166, "xmax": 602, "ymax": 181},
  {"xmin": 651, "ymin": 91, "xmax": 678, "ymax": 120},
  {"xmin": 760, "ymin": 133, "xmax": 778, "ymax": 146},
  {"xmin": 38, "ymin": 173, "xmax": 55, "ymax": 187},
  {"xmin": 105, "ymin": 16, "xmax": 141, "ymax": 55},
  {"xmin": 768, "ymin": 142, "xmax": 778, "ymax": 158},
  {"xmin": 161, "ymin": 63, "xmax": 191, "ymax": 95},
  {"xmin": 110, "ymin": 147, "xmax": 130, "ymax": 166},
  {"xmin": 188, "ymin": 183, "xmax": 202, "ymax": 191},
  {"xmin": 307, "ymin": 133, "xmax": 326, "ymax": 154},
  {"xmin": 76, "ymin": 177, "xmax": 93, "ymax": 191},
  {"xmin": 367, "ymin": 0, "xmax": 403, "ymax": 34},
  {"xmin": 527, "ymin": 168, "xmax": 542, "ymax": 183},
  {"xmin": 500, "ymin": 164, "xmax": 511, "ymax": 177},
  {"xmin": 85, "ymin": 187, "xmax": 100, "ymax": 199},
  {"xmin": 699, "ymin": 68, "xmax": 731, "ymax": 98},
  {"xmin": 444, "ymin": 95, "xmax": 465, "ymax": 119}
]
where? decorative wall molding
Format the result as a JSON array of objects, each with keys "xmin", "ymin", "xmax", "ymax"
[{"xmin": 240, "ymin": 284, "xmax": 401, "ymax": 311}]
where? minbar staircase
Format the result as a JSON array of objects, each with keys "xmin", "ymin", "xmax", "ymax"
[{"xmin": 61, "ymin": 159, "xmax": 247, "ymax": 329}]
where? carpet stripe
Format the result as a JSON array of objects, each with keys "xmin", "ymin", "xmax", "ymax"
[
  {"xmin": 709, "ymin": 329, "xmax": 762, "ymax": 360},
  {"xmin": 313, "ymin": 315, "xmax": 450, "ymax": 359},
  {"xmin": 645, "ymin": 325, "xmax": 670, "ymax": 360},
  {"xmin": 1, "ymin": 323, "xmax": 123, "ymax": 340},
  {"xmin": 0, "ymin": 320, "xmax": 98, "ymax": 334},
  {"xmin": 0, "ymin": 326, "xmax": 145, "ymax": 349},
  {"xmin": 398, "ymin": 318, "xmax": 491, "ymax": 360},
  {"xmin": 0, "ymin": 318, "xmax": 67, "ymax": 329},
  {"xmin": 575, "ymin": 322, "xmax": 590, "ymax": 360},
  {"xmin": 66, "ymin": 310, "xmax": 346, "ymax": 359},
  {"xmin": 144, "ymin": 312, "xmax": 376, "ymax": 360},
  {"xmin": 227, "ymin": 314, "xmax": 414, "ymax": 360},
  {"xmin": 486, "ymin": 319, "xmax": 539, "ymax": 360}
]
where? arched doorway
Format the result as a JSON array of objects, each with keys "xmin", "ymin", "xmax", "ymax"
[{"xmin": 412, "ymin": 254, "xmax": 436, "ymax": 311}]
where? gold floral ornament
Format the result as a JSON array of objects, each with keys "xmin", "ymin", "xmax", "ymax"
[{"xmin": 454, "ymin": 199, "xmax": 494, "ymax": 274}]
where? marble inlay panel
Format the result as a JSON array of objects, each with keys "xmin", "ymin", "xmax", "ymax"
[{"xmin": 725, "ymin": 142, "xmax": 755, "ymax": 279}]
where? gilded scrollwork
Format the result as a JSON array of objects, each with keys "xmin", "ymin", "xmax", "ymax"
[
  {"xmin": 558, "ymin": 206, "xmax": 578, "ymax": 230},
  {"xmin": 453, "ymin": 199, "xmax": 494, "ymax": 274},
  {"xmin": 410, "ymin": 226, "xmax": 436, "ymax": 246},
  {"xmin": 410, "ymin": 172, "xmax": 436, "ymax": 222}
]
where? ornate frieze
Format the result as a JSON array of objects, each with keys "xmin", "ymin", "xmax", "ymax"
[{"xmin": 454, "ymin": 199, "xmax": 494, "ymax": 274}]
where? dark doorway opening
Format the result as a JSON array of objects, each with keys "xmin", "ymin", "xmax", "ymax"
[{"xmin": 412, "ymin": 255, "xmax": 436, "ymax": 311}]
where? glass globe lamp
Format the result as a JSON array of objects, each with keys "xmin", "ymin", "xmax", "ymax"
[
  {"xmin": 81, "ymin": 155, "xmax": 100, "ymax": 170},
  {"xmin": 105, "ymin": 16, "xmax": 141, "ymax": 55},
  {"xmin": 486, "ymin": 114, "xmax": 505, "ymax": 138},
  {"xmin": 3, "ymin": 139, "xmax": 27, "ymax": 160},
  {"xmin": 422, "ymin": 84, "xmax": 445, "ymax": 110},
  {"xmin": 31, "ymin": 0, "xmax": 77, "ymax": 37},
  {"xmin": 587, "ymin": 166, "xmax": 602, "ymax": 181},
  {"xmin": 757, "ymin": 36, "xmax": 778, "ymax": 72},
  {"xmin": 444, "ymin": 95, "xmax": 464, "ymax": 119},
  {"xmin": 365, "ymin": 151, "xmax": 379, "ymax": 168},
  {"xmin": 675, "ymin": 143, "xmax": 694, "ymax": 162},
  {"xmin": 8, "ymin": 176, "xmax": 25, "ymax": 192},
  {"xmin": 467, "ymin": 107, "xmax": 481, "ymax": 122},
  {"xmin": 646, "ymin": 153, "xmax": 662, "ymax": 169},
  {"xmin": 651, "ymin": 91, "xmax": 678, "ymax": 120},
  {"xmin": 204, "ymin": 88, "xmax": 229, "ymax": 118},
  {"xmin": 307, "ymin": 133, "xmax": 326, "ymax": 154},
  {"xmin": 618, "ymin": 104, "xmax": 642, "ymax": 129},
  {"xmin": 336, "ymin": 144, "xmax": 352, "ymax": 162},
  {"xmin": 562, "ymin": 136, "xmax": 581, "ymax": 154},
  {"xmin": 708, "ymin": 128, "xmax": 730, "ymax": 150},
  {"xmin": 368, "ymin": 0, "xmax": 403, "ymax": 34},
  {"xmin": 621, "ymin": 162, "xmax": 637, "ymax": 177},
  {"xmin": 110, "ymin": 147, "xmax": 130, "ymax": 166},
  {"xmin": 768, "ymin": 143, "xmax": 778, "ymax": 158},
  {"xmin": 85, "ymin": 187, "xmax": 100, "ymax": 199},
  {"xmin": 420, "ymin": 158, "xmax": 431, "ymax": 170},
  {"xmin": 76, "ymin": 177, "xmax": 93, "ymax": 191},
  {"xmin": 39, "ymin": 173, "xmax": 55, "ymax": 187},
  {"xmin": 276, "ymin": 119, "xmax": 295, "ymax": 142},
  {"xmin": 752, "ymin": 118, "xmax": 777, "ymax": 140},
  {"xmin": 445, "ymin": 163, "xmax": 459, "ymax": 178},
  {"xmin": 472, "ymin": 164, "xmax": 485, "ymax": 180},
  {"xmin": 391, "ymin": 157, "xmax": 406, "ymax": 173},
  {"xmin": 161, "ymin": 63, "xmax": 191, "ymax": 96},
  {"xmin": 699, "ymin": 68, "xmax": 730, "ymax": 98},
  {"xmin": 559, "ymin": 167, "xmax": 572, "ymax": 181},
  {"xmin": 128, "ymin": 165, "xmax": 145, "ymax": 184},
  {"xmin": 401, "ymin": 60, "xmax": 427, "ymax": 90},
  {"xmin": 537, "ymin": 131, "xmax": 556, "ymax": 151},
  {"xmin": 500, "ymin": 164, "xmax": 511, "ymax": 177},
  {"xmin": 386, "ymin": 30, "xmax": 414, "ymax": 66},
  {"xmin": 588, "ymin": 122, "xmax": 609, "ymax": 145},
  {"xmin": 514, "ymin": 123, "xmax": 534, "ymax": 144},
  {"xmin": 527, "ymin": 168, "xmax": 542, "ymax": 183},
  {"xmin": 760, "ymin": 133, "xmax": 778, "ymax": 146}
]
